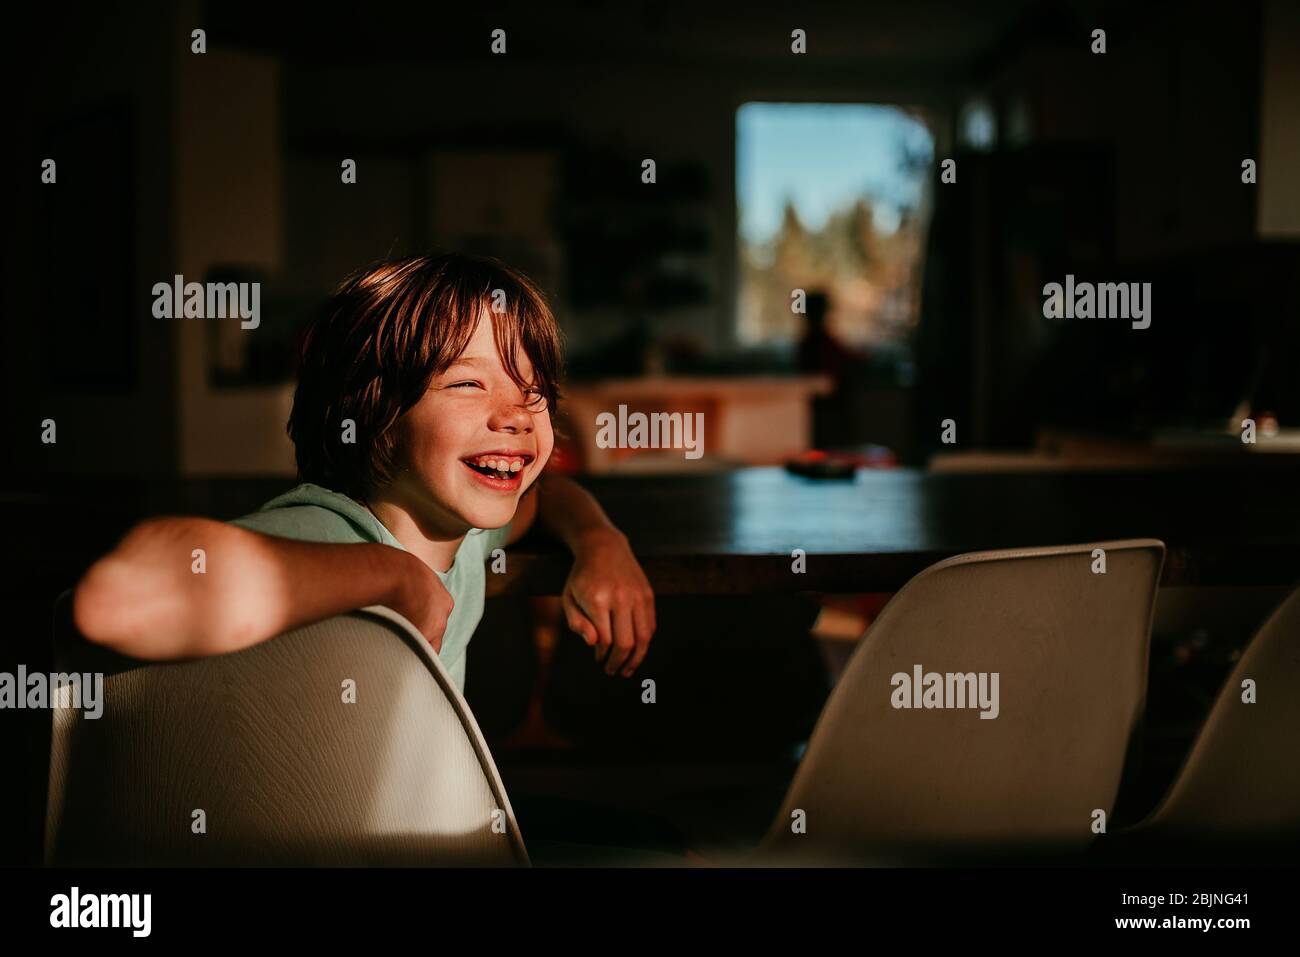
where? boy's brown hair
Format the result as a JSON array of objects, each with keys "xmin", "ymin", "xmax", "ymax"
[{"xmin": 288, "ymin": 252, "xmax": 564, "ymax": 501}]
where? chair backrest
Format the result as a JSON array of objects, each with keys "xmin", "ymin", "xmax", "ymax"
[
  {"xmin": 46, "ymin": 592, "xmax": 529, "ymax": 866},
  {"xmin": 1136, "ymin": 583, "xmax": 1300, "ymax": 840},
  {"xmin": 761, "ymin": 540, "xmax": 1164, "ymax": 862}
]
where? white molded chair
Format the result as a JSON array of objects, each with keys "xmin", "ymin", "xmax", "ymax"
[
  {"xmin": 46, "ymin": 591, "xmax": 528, "ymax": 866},
  {"xmin": 1128, "ymin": 583, "xmax": 1300, "ymax": 844},
  {"xmin": 759, "ymin": 540, "xmax": 1165, "ymax": 864}
]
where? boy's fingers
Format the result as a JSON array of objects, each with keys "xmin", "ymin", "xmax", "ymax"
[
  {"xmin": 622, "ymin": 601, "xmax": 654, "ymax": 676},
  {"xmin": 580, "ymin": 598, "xmax": 613, "ymax": 661},
  {"xmin": 605, "ymin": 606, "xmax": 636, "ymax": 675},
  {"xmin": 562, "ymin": 589, "xmax": 604, "ymax": 650},
  {"xmin": 561, "ymin": 591, "xmax": 596, "ymax": 645}
]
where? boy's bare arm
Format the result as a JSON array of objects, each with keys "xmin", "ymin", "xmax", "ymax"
[{"xmin": 72, "ymin": 517, "xmax": 450, "ymax": 660}]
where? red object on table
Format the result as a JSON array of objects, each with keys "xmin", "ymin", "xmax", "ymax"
[{"xmin": 784, "ymin": 445, "xmax": 897, "ymax": 477}]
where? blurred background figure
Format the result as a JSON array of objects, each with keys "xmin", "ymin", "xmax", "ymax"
[{"xmin": 796, "ymin": 289, "xmax": 867, "ymax": 449}]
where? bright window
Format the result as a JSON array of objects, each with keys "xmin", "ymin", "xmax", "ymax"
[{"xmin": 736, "ymin": 103, "xmax": 935, "ymax": 348}]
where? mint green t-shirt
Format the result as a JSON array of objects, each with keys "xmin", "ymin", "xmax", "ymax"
[{"xmin": 228, "ymin": 483, "xmax": 510, "ymax": 692}]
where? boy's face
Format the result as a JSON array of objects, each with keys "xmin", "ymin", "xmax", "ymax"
[{"xmin": 386, "ymin": 308, "xmax": 554, "ymax": 537}]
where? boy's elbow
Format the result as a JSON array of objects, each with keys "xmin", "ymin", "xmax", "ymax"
[
  {"xmin": 71, "ymin": 517, "xmax": 210, "ymax": 657},
  {"xmin": 72, "ymin": 557, "xmax": 136, "ymax": 650},
  {"xmin": 73, "ymin": 558, "xmax": 213, "ymax": 660}
]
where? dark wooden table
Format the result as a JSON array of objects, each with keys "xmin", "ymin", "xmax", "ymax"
[{"xmin": 491, "ymin": 467, "xmax": 1300, "ymax": 595}]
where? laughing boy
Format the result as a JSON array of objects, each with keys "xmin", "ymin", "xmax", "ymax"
[{"xmin": 74, "ymin": 253, "xmax": 656, "ymax": 684}]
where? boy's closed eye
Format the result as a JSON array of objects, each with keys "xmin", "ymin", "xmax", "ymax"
[{"xmin": 447, "ymin": 379, "xmax": 546, "ymax": 407}]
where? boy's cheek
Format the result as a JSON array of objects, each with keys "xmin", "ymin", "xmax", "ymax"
[{"xmin": 523, "ymin": 467, "xmax": 545, "ymax": 496}]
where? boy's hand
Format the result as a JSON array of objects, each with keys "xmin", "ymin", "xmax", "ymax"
[
  {"xmin": 389, "ymin": 552, "xmax": 455, "ymax": 654},
  {"xmin": 561, "ymin": 527, "xmax": 656, "ymax": 677}
]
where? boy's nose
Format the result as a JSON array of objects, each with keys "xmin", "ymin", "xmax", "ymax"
[{"xmin": 489, "ymin": 397, "xmax": 533, "ymax": 433}]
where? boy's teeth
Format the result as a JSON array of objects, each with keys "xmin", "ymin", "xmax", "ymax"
[
  {"xmin": 466, "ymin": 454, "xmax": 528, "ymax": 478},
  {"xmin": 472, "ymin": 454, "xmax": 524, "ymax": 470}
]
